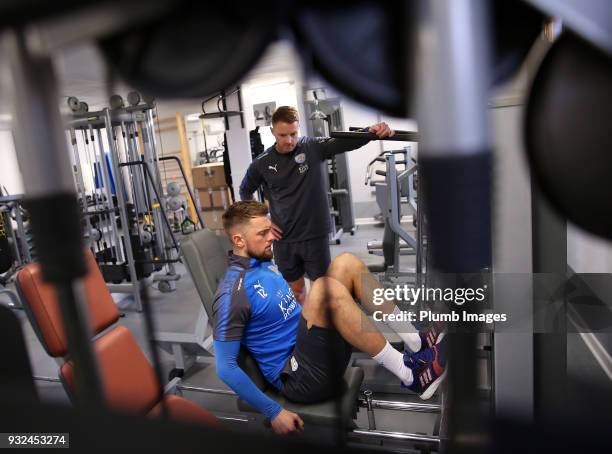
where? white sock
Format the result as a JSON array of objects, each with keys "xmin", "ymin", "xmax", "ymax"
[
  {"xmin": 385, "ymin": 306, "xmax": 422, "ymax": 352},
  {"xmin": 372, "ymin": 341, "xmax": 413, "ymax": 386}
]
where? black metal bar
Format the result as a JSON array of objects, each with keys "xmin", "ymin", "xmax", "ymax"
[
  {"xmin": 137, "ymin": 281, "xmax": 168, "ymax": 419},
  {"xmin": 532, "ymin": 180, "xmax": 567, "ymax": 421},
  {"xmin": 158, "ymin": 156, "xmax": 204, "ymax": 228},
  {"xmin": 135, "ymin": 259, "xmax": 180, "ymax": 265},
  {"xmin": 237, "ymin": 87, "xmax": 244, "ymax": 129},
  {"xmin": 221, "ymin": 90, "xmax": 229, "ymax": 130},
  {"xmin": 0, "ymin": 194, "xmax": 25, "ymax": 203},
  {"xmin": 119, "ymin": 161, "xmax": 179, "ymax": 252},
  {"xmin": 349, "ymin": 126, "xmax": 418, "ymax": 136},
  {"xmin": 330, "ymin": 131, "xmax": 419, "ymax": 142},
  {"xmin": 82, "ymin": 208, "xmax": 119, "ymax": 216}
]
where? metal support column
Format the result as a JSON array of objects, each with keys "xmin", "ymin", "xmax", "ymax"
[
  {"xmin": 416, "ymin": 0, "xmax": 493, "ymax": 451},
  {"xmin": 103, "ymin": 109, "xmax": 142, "ymax": 311},
  {"xmin": 5, "ymin": 29, "xmax": 104, "ymax": 408}
]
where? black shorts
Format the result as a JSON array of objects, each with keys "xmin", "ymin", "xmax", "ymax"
[
  {"xmin": 273, "ymin": 236, "xmax": 331, "ymax": 282},
  {"xmin": 280, "ymin": 317, "xmax": 352, "ymax": 403}
]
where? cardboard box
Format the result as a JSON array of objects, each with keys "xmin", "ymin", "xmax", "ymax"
[
  {"xmin": 191, "ymin": 163, "xmax": 227, "ymax": 189},
  {"xmin": 198, "ymin": 187, "xmax": 233, "ymax": 210},
  {"xmin": 202, "ymin": 209, "xmax": 225, "ymax": 231}
]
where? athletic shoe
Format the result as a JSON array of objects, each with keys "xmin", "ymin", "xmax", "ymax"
[
  {"xmin": 403, "ymin": 339, "xmax": 447, "ymax": 400},
  {"xmin": 418, "ymin": 321, "xmax": 446, "ymax": 351}
]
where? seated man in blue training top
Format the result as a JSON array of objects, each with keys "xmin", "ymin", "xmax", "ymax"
[{"xmin": 213, "ymin": 201, "xmax": 447, "ymax": 435}]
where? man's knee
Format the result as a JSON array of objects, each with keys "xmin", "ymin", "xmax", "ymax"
[
  {"xmin": 308, "ymin": 277, "xmax": 349, "ymax": 310},
  {"xmin": 327, "ymin": 253, "xmax": 367, "ymax": 277},
  {"xmin": 302, "ymin": 277, "xmax": 352, "ymax": 328}
]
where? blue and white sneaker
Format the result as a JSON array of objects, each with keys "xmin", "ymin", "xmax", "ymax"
[
  {"xmin": 418, "ymin": 321, "xmax": 446, "ymax": 351},
  {"xmin": 403, "ymin": 338, "xmax": 447, "ymax": 400}
]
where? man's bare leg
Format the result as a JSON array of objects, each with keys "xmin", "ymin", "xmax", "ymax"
[
  {"xmin": 326, "ymin": 253, "xmax": 395, "ymax": 314},
  {"xmin": 301, "ymin": 276, "xmax": 413, "ymax": 385},
  {"xmin": 288, "ymin": 276, "xmax": 306, "ymax": 305},
  {"xmin": 326, "ymin": 253, "xmax": 422, "ymax": 352},
  {"xmin": 301, "ymin": 276, "xmax": 385, "ymax": 355}
]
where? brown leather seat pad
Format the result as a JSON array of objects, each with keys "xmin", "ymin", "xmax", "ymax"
[
  {"xmin": 17, "ymin": 250, "xmax": 119, "ymax": 357},
  {"xmin": 61, "ymin": 325, "xmax": 160, "ymax": 414}
]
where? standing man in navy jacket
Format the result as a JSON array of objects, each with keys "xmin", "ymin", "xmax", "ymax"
[{"xmin": 239, "ymin": 106, "xmax": 394, "ymax": 304}]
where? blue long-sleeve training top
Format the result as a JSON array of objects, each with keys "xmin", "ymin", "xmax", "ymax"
[{"xmin": 212, "ymin": 254, "xmax": 302, "ymax": 419}]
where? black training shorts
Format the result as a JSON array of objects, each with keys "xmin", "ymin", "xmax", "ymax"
[
  {"xmin": 273, "ymin": 235, "xmax": 331, "ymax": 282},
  {"xmin": 280, "ymin": 316, "xmax": 352, "ymax": 403}
]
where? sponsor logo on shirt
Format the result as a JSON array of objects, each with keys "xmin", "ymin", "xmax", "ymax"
[
  {"xmin": 268, "ymin": 164, "xmax": 278, "ymax": 173},
  {"xmin": 298, "ymin": 164, "xmax": 309, "ymax": 174},
  {"xmin": 253, "ymin": 280, "xmax": 268, "ymax": 298},
  {"xmin": 295, "ymin": 153, "xmax": 306, "ymax": 164},
  {"xmin": 278, "ymin": 290, "xmax": 297, "ymax": 320}
]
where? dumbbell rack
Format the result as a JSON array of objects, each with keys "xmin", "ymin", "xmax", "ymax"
[{"xmin": 65, "ymin": 94, "xmax": 201, "ymax": 309}]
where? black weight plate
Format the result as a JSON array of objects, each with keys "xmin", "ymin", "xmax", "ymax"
[
  {"xmin": 127, "ymin": 91, "xmax": 141, "ymax": 106},
  {"xmin": 293, "ymin": 0, "xmax": 410, "ymax": 117},
  {"xmin": 99, "ymin": 2, "xmax": 287, "ymax": 99},
  {"xmin": 525, "ymin": 32, "xmax": 612, "ymax": 239},
  {"xmin": 109, "ymin": 94, "xmax": 124, "ymax": 109},
  {"xmin": 67, "ymin": 96, "xmax": 80, "ymax": 112},
  {"xmin": 293, "ymin": 0, "xmax": 542, "ymax": 117}
]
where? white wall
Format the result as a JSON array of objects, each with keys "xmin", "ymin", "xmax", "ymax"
[
  {"xmin": 242, "ymin": 79, "xmax": 304, "ymax": 149},
  {"xmin": 0, "ymin": 129, "xmax": 23, "ymax": 194}
]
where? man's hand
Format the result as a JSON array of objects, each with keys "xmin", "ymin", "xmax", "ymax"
[
  {"xmin": 368, "ymin": 122, "xmax": 395, "ymax": 139},
  {"xmin": 271, "ymin": 222, "xmax": 284, "ymax": 241},
  {"xmin": 271, "ymin": 409, "xmax": 304, "ymax": 434}
]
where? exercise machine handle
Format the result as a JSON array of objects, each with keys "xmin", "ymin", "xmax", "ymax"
[
  {"xmin": 348, "ymin": 126, "xmax": 419, "ymax": 136},
  {"xmin": 330, "ymin": 131, "xmax": 419, "ymax": 142}
]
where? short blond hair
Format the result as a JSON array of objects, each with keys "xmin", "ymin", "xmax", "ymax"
[{"xmin": 271, "ymin": 106, "xmax": 299, "ymax": 125}]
